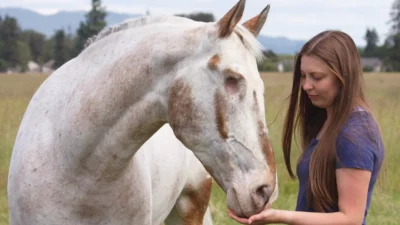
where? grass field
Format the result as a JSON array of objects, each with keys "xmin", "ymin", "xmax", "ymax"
[{"xmin": 0, "ymin": 72, "xmax": 399, "ymax": 225}]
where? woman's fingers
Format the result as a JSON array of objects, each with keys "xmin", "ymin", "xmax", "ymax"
[{"xmin": 227, "ymin": 209, "xmax": 251, "ymax": 224}]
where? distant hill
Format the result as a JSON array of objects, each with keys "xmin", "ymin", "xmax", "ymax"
[
  {"xmin": 258, "ymin": 35, "xmax": 304, "ymax": 55},
  {"xmin": 0, "ymin": 7, "xmax": 141, "ymax": 36},
  {"xmin": 0, "ymin": 7, "xmax": 305, "ymax": 54}
]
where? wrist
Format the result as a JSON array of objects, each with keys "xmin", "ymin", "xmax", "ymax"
[{"xmin": 277, "ymin": 210, "xmax": 294, "ymax": 224}]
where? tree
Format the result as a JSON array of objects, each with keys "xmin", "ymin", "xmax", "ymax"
[
  {"xmin": 39, "ymin": 39, "xmax": 54, "ymax": 65},
  {"xmin": 1, "ymin": 16, "xmax": 21, "ymax": 69},
  {"xmin": 390, "ymin": 0, "xmax": 400, "ymax": 34},
  {"xmin": 363, "ymin": 28, "xmax": 379, "ymax": 57},
  {"xmin": 17, "ymin": 41, "xmax": 32, "ymax": 72},
  {"xmin": 258, "ymin": 50, "xmax": 279, "ymax": 72},
  {"xmin": 0, "ymin": 16, "xmax": 6, "ymax": 71},
  {"xmin": 53, "ymin": 29, "xmax": 69, "ymax": 69},
  {"xmin": 175, "ymin": 12, "xmax": 215, "ymax": 22},
  {"xmin": 74, "ymin": 0, "xmax": 107, "ymax": 55},
  {"xmin": 20, "ymin": 30, "xmax": 46, "ymax": 64},
  {"xmin": 386, "ymin": 0, "xmax": 400, "ymax": 71}
]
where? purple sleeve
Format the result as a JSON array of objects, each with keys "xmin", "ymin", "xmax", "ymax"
[{"xmin": 335, "ymin": 129, "xmax": 375, "ymax": 171}]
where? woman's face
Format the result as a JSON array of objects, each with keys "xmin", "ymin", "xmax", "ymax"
[{"xmin": 300, "ymin": 55, "xmax": 341, "ymax": 109}]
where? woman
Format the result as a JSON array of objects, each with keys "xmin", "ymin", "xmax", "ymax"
[{"xmin": 228, "ymin": 30, "xmax": 385, "ymax": 225}]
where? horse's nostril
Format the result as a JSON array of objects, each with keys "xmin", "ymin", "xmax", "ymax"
[{"xmin": 256, "ymin": 185, "xmax": 270, "ymax": 205}]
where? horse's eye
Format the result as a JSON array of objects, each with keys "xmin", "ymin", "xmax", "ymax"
[
  {"xmin": 226, "ymin": 77, "xmax": 238, "ymax": 86},
  {"xmin": 225, "ymin": 77, "xmax": 239, "ymax": 94}
]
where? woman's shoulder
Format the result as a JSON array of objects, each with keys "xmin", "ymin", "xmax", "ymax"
[
  {"xmin": 337, "ymin": 109, "xmax": 384, "ymax": 151},
  {"xmin": 335, "ymin": 109, "xmax": 384, "ymax": 171},
  {"xmin": 340, "ymin": 109, "xmax": 379, "ymax": 137}
]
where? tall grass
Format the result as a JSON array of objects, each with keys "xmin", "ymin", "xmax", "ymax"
[{"xmin": 0, "ymin": 72, "xmax": 399, "ymax": 225}]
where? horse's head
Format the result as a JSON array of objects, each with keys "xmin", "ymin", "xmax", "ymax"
[{"xmin": 168, "ymin": 0, "xmax": 277, "ymax": 218}]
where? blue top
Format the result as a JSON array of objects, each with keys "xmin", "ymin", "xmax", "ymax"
[{"xmin": 296, "ymin": 111, "xmax": 384, "ymax": 225}]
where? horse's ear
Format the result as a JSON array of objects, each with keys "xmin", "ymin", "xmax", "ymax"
[
  {"xmin": 217, "ymin": 0, "xmax": 246, "ymax": 38},
  {"xmin": 242, "ymin": 4, "xmax": 270, "ymax": 37}
]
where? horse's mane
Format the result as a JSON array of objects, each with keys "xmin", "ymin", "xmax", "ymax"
[{"xmin": 85, "ymin": 15, "xmax": 264, "ymax": 61}]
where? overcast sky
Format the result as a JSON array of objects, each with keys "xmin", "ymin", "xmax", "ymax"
[{"xmin": 0, "ymin": 0, "xmax": 395, "ymax": 46}]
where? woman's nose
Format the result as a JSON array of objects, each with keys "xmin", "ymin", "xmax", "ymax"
[{"xmin": 302, "ymin": 80, "xmax": 313, "ymax": 91}]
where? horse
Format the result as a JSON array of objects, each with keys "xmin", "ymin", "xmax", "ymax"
[
  {"xmin": 132, "ymin": 124, "xmax": 213, "ymax": 225},
  {"xmin": 7, "ymin": 0, "xmax": 278, "ymax": 224}
]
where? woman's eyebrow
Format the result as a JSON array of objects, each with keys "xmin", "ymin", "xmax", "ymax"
[{"xmin": 312, "ymin": 71, "xmax": 327, "ymax": 76}]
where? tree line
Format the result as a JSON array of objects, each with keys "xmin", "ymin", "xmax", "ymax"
[
  {"xmin": 0, "ymin": 0, "xmax": 106, "ymax": 72},
  {"xmin": 1, "ymin": 0, "xmax": 400, "ymax": 72},
  {"xmin": 362, "ymin": 0, "xmax": 400, "ymax": 71},
  {"xmin": 256, "ymin": 0, "xmax": 400, "ymax": 72}
]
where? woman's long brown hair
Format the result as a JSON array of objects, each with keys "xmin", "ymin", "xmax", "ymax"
[{"xmin": 282, "ymin": 30, "xmax": 373, "ymax": 211}]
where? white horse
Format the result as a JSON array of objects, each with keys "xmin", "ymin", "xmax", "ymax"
[
  {"xmin": 133, "ymin": 124, "xmax": 213, "ymax": 225},
  {"xmin": 8, "ymin": 0, "xmax": 278, "ymax": 224}
]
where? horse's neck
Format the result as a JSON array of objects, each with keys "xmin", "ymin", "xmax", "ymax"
[
  {"xmin": 97, "ymin": 24, "xmax": 203, "ymax": 143},
  {"xmin": 68, "ymin": 24, "xmax": 203, "ymax": 181}
]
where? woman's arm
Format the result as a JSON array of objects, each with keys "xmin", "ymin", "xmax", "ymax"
[{"xmin": 228, "ymin": 168, "xmax": 371, "ymax": 225}]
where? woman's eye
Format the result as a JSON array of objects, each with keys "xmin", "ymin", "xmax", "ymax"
[{"xmin": 312, "ymin": 74, "xmax": 323, "ymax": 81}]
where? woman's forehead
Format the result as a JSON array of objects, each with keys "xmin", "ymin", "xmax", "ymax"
[{"xmin": 300, "ymin": 55, "xmax": 330, "ymax": 73}]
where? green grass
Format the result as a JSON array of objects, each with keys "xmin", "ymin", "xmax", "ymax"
[
  {"xmin": 0, "ymin": 73, "xmax": 50, "ymax": 225},
  {"xmin": 0, "ymin": 72, "xmax": 399, "ymax": 225}
]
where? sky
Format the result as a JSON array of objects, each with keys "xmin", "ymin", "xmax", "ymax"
[{"xmin": 0, "ymin": 0, "xmax": 396, "ymax": 46}]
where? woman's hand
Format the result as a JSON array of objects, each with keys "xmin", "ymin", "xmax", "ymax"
[
  {"xmin": 227, "ymin": 203, "xmax": 281, "ymax": 224},
  {"xmin": 227, "ymin": 209, "xmax": 252, "ymax": 224}
]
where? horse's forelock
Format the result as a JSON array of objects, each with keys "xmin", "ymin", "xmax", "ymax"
[{"xmin": 233, "ymin": 25, "xmax": 265, "ymax": 62}]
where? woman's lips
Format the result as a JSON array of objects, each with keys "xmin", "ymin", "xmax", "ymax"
[{"xmin": 308, "ymin": 94, "xmax": 318, "ymax": 99}]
